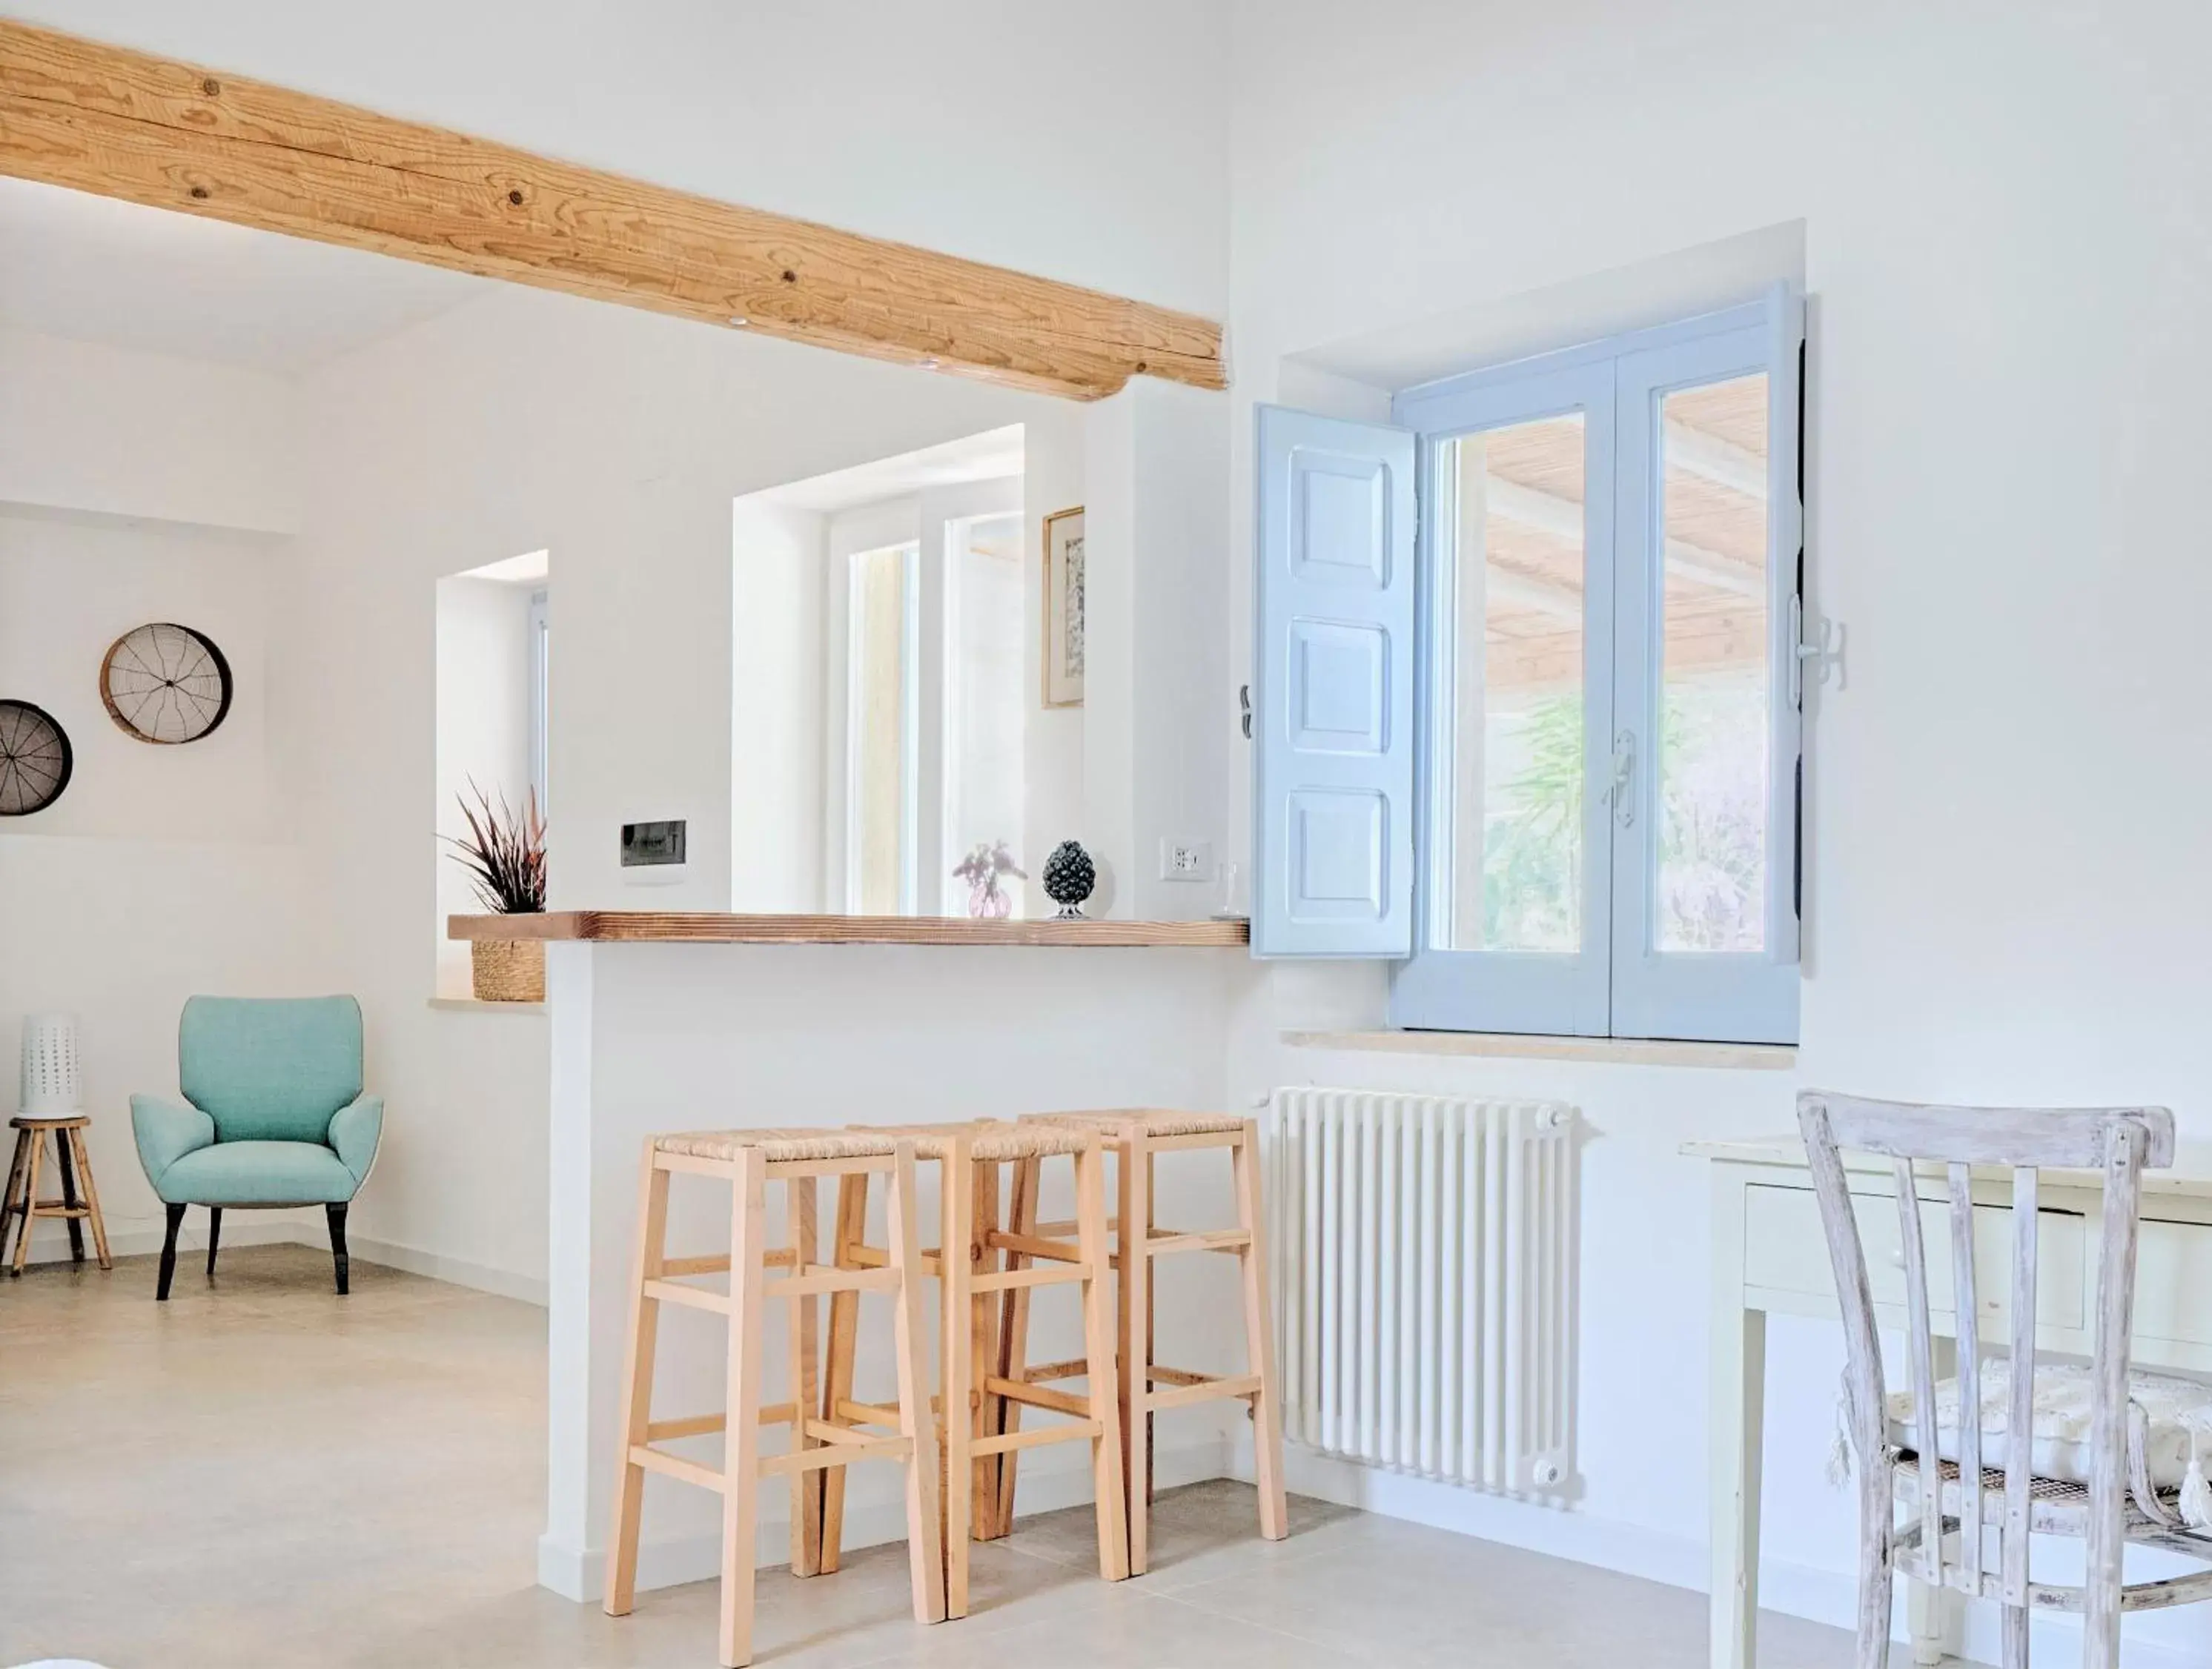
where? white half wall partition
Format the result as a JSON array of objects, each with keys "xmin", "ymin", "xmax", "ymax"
[{"xmin": 539, "ymin": 935, "xmax": 1260, "ymax": 1600}]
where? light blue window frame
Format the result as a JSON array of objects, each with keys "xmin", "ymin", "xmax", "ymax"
[
  {"xmin": 1385, "ymin": 292, "xmax": 1804, "ymax": 1045},
  {"xmin": 1389, "ymin": 360, "xmax": 1617, "ymax": 1035}
]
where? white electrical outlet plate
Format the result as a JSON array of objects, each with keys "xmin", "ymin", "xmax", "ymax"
[{"xmin": 1159, "ymin": 837, "xmax": 1213, "ymax": 883}]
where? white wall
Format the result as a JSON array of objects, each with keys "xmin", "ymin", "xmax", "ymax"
[
  {"xmin": 294, "ymin": 285, "xmax": 1075, "ymax": 1293},
  {"xmin": 0, "ymin": 497, "xmax": 314, "ymax": 1258},
  {"xmin": 0, "ymin": 328, "xmax": 301, "ymax": 534},
  {"xmin": 542, "ymin": 939, "xmax": 1253, "ymax": 1600},
  {"xmin": 730, "ymin": 500, "xmax": 827, "ymax": 913},
  {"xmin": 1225, "ymin": 1, "xmax": 2212, "ymax": 1662},
  {"xmin": 434, "ymin": 572, "xmax": 538, "ymax": 997},
  {"xmin": 1023, "ymin": 414, "xmax": 1088, "ymax": 920}
]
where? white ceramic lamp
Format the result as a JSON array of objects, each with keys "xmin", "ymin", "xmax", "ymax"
[{"xmin": 19, "ymin": 1013, "xmax": 82, "ymax": 1117}]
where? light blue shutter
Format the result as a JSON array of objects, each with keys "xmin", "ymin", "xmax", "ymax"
[{"xmin": 1252, "ymin": 405, "xmax": 1417, "ymax": 957}]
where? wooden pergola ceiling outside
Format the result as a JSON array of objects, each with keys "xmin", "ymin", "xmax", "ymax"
[
  {"xmin": 1467, "ymin": 374, "xmax": 1772, "ymax": 693},
  {"xmin": 0, "ymin": 19, "xmax": 1225, "ymax": 402}
]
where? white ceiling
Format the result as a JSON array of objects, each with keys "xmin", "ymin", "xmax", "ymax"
[{"xmin": 0, "ymin": 176, "xmax": 494, "ymax": 375}]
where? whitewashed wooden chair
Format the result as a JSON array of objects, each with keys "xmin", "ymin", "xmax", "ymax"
[{"xmin": 1798, "ymin": 1091, "xmax": 2205, "ymax": 1669}]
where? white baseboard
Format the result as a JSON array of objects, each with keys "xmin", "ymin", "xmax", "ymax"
[
  {"xmin": 1234, "ymin": 1436, "xmax": 1706, "ymax": 1593},
  {"xmin": 537, "ymin": 1433, "xmax": 1231, "ymax": 1603},
  {"xmin": 337, "ymin": 1231, "xmax": 548, "ymax": 1307},
  {"xmin": 8, "ymin": 1210, "xmax": 308, "ymax": 1267}
]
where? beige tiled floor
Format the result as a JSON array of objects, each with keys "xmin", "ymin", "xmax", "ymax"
[{"xmin": 0, "ymin": 1244, "xmax": 1862, "ymax": 1668}]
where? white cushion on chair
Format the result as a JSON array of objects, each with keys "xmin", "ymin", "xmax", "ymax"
[{"xmin": 1886, "ymin": 1359, "xmax": 2212, "ymax": 1510}]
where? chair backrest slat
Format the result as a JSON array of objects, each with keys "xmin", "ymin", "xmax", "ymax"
[
  {"xmin": 1800, "ymin": 1098, "xmax": 1889, "ymax": 1482},
  {"xmin": 1815, "ymin": 1093, "xmax": 2174, "ymax": 1170},
  {"xmin": 1947, "ymin": 1162, "xmax": 1983, "ymax": 1594},
  {"xmin": 1893, "ymin": 1156, "xmax": 1946, "ymax": 1587},
  {"xmin": 1797, "ymin": 1089, "xmax": 2174, "ymax": 1636},
  {"xmin": 2085, "ymin": 1121, "xmax": 2148, "ymax": 1636},
  {"xmin": 2002, "ymin": 1164, "xmax": 2039, "ymax": 1606}
]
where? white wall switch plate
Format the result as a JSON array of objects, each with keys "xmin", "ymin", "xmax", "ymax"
[{"xmin": 1159, "ymin": 837, "xmax": 1213, "ymax": 883}]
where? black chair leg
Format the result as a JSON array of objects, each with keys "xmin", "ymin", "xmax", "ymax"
[
  {"xmin": 326, "ymin": 1202, "xmax": 350, "ymax": 1295},
  {"xmin": 206, "ymin": 1206, "xmax": 222, "ymax": 1276},
  {"xmin": 156, "ymin": 1204, "xmax": 185, "ymax": 1301}
]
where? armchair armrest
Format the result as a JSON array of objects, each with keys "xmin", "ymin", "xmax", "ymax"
[
  {"xmin": 328, "ymin": 1092, "xmax": 385, "ymax": 1189},
  {"xmin": 130, "ymin": 1094, "xmax": 216, "ymax": 1187}
]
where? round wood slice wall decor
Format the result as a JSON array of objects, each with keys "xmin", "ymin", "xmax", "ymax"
[
  {"xmin": 0, "ymin": 700, "xmax": 73, "ymax": 815},
  {"xmin": 99, "ymin": 622, "xmax": 234, "ymax": 744}
]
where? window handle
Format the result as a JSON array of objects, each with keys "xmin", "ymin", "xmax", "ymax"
[
  {"xmin": 1610, "ymin": 729, "xmax": 1636, "ymax": 827},
  {"xmin": 1790, "ymin": 594, "xmax": 1847, "ymax": 703}
]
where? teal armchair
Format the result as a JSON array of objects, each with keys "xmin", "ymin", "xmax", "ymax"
[{"xmin": 131, "ymin": 995, "xmax": 383, "ymax": 1299}]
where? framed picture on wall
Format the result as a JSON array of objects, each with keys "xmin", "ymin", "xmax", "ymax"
[{"xmin": 1043, "ymin": 505, "xmax": 1085, "ymax": 708}]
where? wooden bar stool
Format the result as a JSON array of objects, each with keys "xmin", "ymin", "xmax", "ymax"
[
  {"xmin": 1001, "ymin": 1109, "xmax": 1285, "ymax": 1574},
  {"xmin": 824, "ymin": 1120, "xmax": 1127, "ymax": 1616},
  {"xmin": 2, "ymin": 1115, "xmax": 112, "ymax": 1276},
  {"xmin": 604, "ymin": 1127, "xmax": 944, "ymax": 1669}
]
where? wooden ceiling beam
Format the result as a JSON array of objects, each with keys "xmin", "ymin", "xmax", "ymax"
[{"xmin": 0, "ymin": 19, "xmax": 1225, "ymax": 402}]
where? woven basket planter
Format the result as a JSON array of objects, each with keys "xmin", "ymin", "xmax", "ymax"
[{"xmin": 471, "ymin": 936, "xmax": 546, "ymax": 1003}]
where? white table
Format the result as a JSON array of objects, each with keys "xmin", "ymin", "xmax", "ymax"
[{"xmin": 1689, "ymin": 1135, "xmax": 2212, "ymax": 1669}]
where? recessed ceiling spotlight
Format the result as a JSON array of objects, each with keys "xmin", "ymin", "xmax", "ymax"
[
  {"xmin": 729, "ymin": 316, "xmax": 749, "ymax": 328},
  {"xmin": 919, "ymin": 356, "xmax": 941, "ymax": 371}
]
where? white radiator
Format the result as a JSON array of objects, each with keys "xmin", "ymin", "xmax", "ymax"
[{"xmin": 1268, "ymin": 1088, "xmax": 1578, "ymax": 1499}]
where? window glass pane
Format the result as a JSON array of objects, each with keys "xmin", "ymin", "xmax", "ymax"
[
  {"xmin": 850, "ymin": 543, "xmax": 913, "ymax": 914},
  {"xmin": 1655, "ymin": 374, "xmax": 1769, "ymax": 952},
  {"xmin": 1439, "ymin": 412, "xmax": 1586, "ymax": 952}
]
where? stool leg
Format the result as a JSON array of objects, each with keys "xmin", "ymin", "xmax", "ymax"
[
  {"xmin": 969, "ymin": 1157, "xmax": 1001, "ymax": 1539},
  {"xmin": 718, "ymin": 1147, "xmax": 769, "ymax": 1669},
  {"xmin": 818, "ymin": 1172, "xmax": 867, "ymax": 1574},
  {"xmin": 53, "ymin": 1129, "xmax": 85, "ymax": 1263},
  {"xmin": 939, "ymin": 1135, "xmax": 975, "ymax": 1617},
  {"xmin": 70, "ymin": 1128, "xmax": 110, "ymax": 1270},
  {"xmin": 1076, "ymin": 1139, "xmax": 1130, "ymax": 1582},
  {"xmin": 1145, "ymin": 1147, "xmax": 1159, "ymax": 1510},
  {"xmin": 603, "ymin": 1148, "xmax": 671, "ymax": 1616},
  {"xmin": 785, "ymin": 1175, "xmax": 823, "ymax": 1577},
  {"xmin": 1120, "ymin": 1127, "xmax": 1152, "ymax": 1574},
  {"xmin": 1, "ymin": 1129, "xmax": 30, "ymax": 1272},
  {"xmin": 990, "ymin": 1152, "xmax": 1042, "ymax": 1538},
  {"xmin": 886, "ymin": 1146, "xmax": 947, "ymax": 1625},
  {"xmin": 1234, "ymin": 1120, "xmax": 1288, "ymax": 1541},
  {"xmin": 14, "ymin": 1134, "xmax": 47, "ymax": 1277}
]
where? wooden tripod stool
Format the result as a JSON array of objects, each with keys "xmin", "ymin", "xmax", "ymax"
[
  {"xmin": 2, "ymin": 1116, "xmax": 111, "ymax": 1276},
  {"xmin": 1003, "ymin": 1110, "xmax": 1286, "ymax": 1574},
  {"xmin": 604, "ymin": 1128, "xmax": 944, "ymax": 1669},
  {"xmin": 825, "ymin": 1121, "xmax": 1127, "ymax": 1616}
]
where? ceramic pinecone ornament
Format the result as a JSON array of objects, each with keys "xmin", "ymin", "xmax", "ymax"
[{"xmin": 1042, "ymin": 840, "xmax": 1096, "ymax": 920}]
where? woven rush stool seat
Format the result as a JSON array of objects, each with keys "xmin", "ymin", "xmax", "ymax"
[
  {"xmin": 1029, "ymin": 1108, "xmax": 1248, "ymax": 1138},
  {"xmin": 1001, "ymin": 1108, "xmax": 1285, "ymax": 1573},
  {"xmin": 653, "ymin": 1127, "xmax": 904, "ymax": 1164},
  {"xmin": 875, "ymin": 1121, "xmax": 1093, "ymax": 1163}
]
